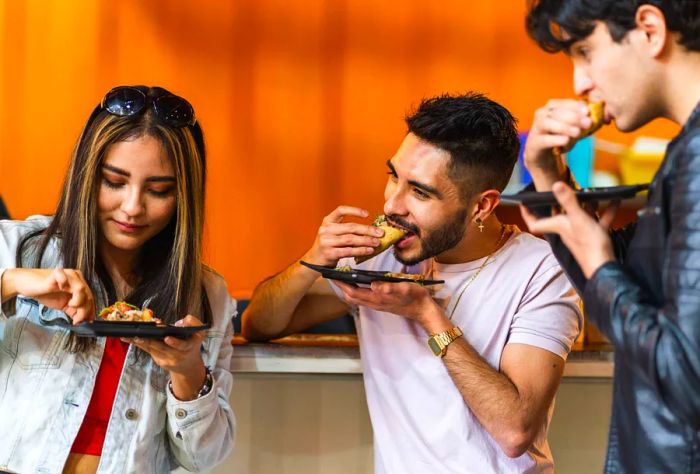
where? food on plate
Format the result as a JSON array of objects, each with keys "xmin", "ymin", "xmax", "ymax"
[
  {"xmin": 99, "ymin": 301, "xmax": 155, "ymax": 322},
  {"xmin": 383, "ymin": 272, "xmax": 425, "ymax": 281},
  {"xmin": 581, "ymin": 101, "xmax": 605, "ymax": 138},
  {"xmin": 355, "ymin": 215, "xmax": 407, "ymax": 264}
]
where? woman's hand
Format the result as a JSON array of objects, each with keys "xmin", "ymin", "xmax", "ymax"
[
  {"xmin": 1, "ymin": 268, "xmax": 95, "ymax": 323},
  {"xmin": 125, "ymin": 314, "xmax": 208, "ymax": 401}
]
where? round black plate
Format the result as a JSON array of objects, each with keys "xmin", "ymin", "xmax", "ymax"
[
  {"xmin": 52, "ymin": 319, "xmax": 210, "ymax": 339},
  {"xmin": 300, "ymin": 261, "xmax": 444, "ymax": 286},
  {"xmin": 501, "ymin": 183, "xmax": 649, "ymax": 208}
]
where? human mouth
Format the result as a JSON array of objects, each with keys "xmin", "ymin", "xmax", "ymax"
[
  {"xmin": 386, "ymin": 217, "xmax": 419, "ymax": 249},
  {"xmin": 396, "ymin": 233, "xmax": 417, "ymax": 249},
  {"xmin": 112, "ymin": 219, "xmax": 146, "ymax": 233}
]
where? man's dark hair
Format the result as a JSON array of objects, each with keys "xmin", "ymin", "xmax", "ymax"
[
  {"xmin": 526, "ymin": 0, "xmax": 700, "ymax": 53},
  {"xmin": 405, "ymin": 92, "xmax": 519, "ymax": 198}
]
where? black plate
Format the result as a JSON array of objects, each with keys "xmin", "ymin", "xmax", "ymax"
[
  {"xmin": 500, "ymin": 183, "xmax": 649, "ymax": 208},
  {"xmin": 51, "ymin": 319, "xmax": 210, "ymax": 339},
  {"xmin": 300, "ymin": 260, "xmax": 444, "ymax": 286}
]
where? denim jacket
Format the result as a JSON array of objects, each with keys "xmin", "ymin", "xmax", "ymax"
[{"xmin": 0, "ymin": 216, "xmax": 237, "ymax": 473}]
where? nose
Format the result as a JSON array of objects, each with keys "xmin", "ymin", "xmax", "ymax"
[
  {"xmin": 121, "ymin": 186, "xmax": 145, "ymax": 217},
  {"xmin": 383, "ymin": 181, "xmax": 407, "ymax": 217},
  {"xmin": 573, "ymin": 64, "xmax": 594, "ymax": 98}
]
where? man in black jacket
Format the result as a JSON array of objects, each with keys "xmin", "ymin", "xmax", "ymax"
[{"xmin": 523, "ymin": 1, "xmax": 700, "ymax": 472}]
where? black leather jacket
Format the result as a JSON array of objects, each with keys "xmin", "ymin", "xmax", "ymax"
[{"xmin": 545, "ymin": 101, "xmax": 700, "ymax": 473}]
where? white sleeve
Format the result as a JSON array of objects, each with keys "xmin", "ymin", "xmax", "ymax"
[
  {"xmin": 507, "ymin": 261, "xmax": 583, "ymax": 360},
  {"xmin": 165, "ymin": 276, "xmax": 237, "ymax": 471}
]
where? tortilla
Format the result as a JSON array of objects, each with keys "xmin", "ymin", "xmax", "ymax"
[
  {"xmin": 581, "ymin": 101, "xmax": 605, "ymax": 138},
  {"xmin": 355, "ymin": 215, "xmax": 406, "ymax": 264}
]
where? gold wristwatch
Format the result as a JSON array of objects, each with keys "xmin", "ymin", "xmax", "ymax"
[{"xmin": 427, "ymin": 327, "xmax": 463, "ymax": 357}]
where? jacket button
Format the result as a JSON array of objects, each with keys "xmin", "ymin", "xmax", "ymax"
[
  {"xmin": 175, "ymin": 408, "xmax": 187, "ymax": 419},
  {"xmin": 125, "ymin": 408, "xmax": 138, "ymax": 420}
]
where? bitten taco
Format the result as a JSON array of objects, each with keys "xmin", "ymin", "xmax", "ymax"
[
  {"xmin": 355, "ymin": 215, "xmax": 406, "ymax": 264},
  {"xmin": 99, "ymin": 301, "xmax": 155, "ymax": 322},
  {"xmin": 581, "ymin": 101, "xmax": 605, "ymax": 138}
]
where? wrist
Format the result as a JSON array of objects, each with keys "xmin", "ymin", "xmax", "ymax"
[
  {"xmin": 418, "ymin": 300, "xmax": 453, "ymax": 335},
  {"xmin": 301, "ymin": 248, "xmax": 336, "ymax": 268},
  {"xmin": 1, "ymin": 268, "xmax": 17, "ymax": 304},
  {"xmin": 583, "ymin": 256, "xmax": 614, "ymax": 279},
  {"xmin": 169, "ymin": 365, "xmax": 212, "ymax": 402},
  {"xmin": 169, "ymin": 361, "xmax": 206, "ymax": 401}
]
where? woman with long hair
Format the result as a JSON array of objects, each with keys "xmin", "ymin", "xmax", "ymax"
[{"xmin": 0, "ymin": 86, "xmax": 235, "ymax": 473}]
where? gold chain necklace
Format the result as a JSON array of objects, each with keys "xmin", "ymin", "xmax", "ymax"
[{"xmin": 438, "ymin": 224, "xmax": 510, "ymax": 321}]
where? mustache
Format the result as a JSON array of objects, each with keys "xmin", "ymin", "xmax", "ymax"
[{"xmin": 386, "ymin": 215, "xmax": 420, "ymax": 236}]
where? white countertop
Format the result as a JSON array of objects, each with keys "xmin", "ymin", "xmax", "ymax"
[{"xmin": 231, "ymin": 343, "xmax": 614, "ymax": 378}]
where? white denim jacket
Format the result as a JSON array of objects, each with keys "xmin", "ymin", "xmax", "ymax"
[{"xmin": 0, "ymin": 216, "xmax": 236, "ymax": 473}]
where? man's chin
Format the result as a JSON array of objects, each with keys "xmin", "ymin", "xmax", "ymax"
[{"xmin": 393, "ymin": 247, "xmax": 426, "ymax": 266}]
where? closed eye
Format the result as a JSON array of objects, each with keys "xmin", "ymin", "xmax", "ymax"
[
  {"xmin": 148, "ymin": 187, "xmax": 175, "ymax": 198},
  {"xmin": 412, "ymin": 187, "xmax": 430, "ymax": 199},
  {"xmin": 102, "ymin": 177, "xmax": 123, "ymax": 189}
]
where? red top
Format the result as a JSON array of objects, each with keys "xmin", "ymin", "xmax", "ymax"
[{"xmin": 70, "ymin": 338, "xmax": 130, "ymax": 456}]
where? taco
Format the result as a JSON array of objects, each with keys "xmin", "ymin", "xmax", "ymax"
[
  {"xmin": 581, "ymin": 101, "xmax": 605, "ymax": 138},
  {"xmin": 355, "ymin": 215, "xmax": 406, "ymax": 264}
]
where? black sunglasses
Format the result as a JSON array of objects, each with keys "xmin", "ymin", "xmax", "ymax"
[{"xmin": 101, "ymin": 86, "xmax": 196, "ymax": 128}]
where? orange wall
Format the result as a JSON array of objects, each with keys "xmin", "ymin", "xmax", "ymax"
[{"xmin": 0, "ymin": 1, "xmax": 679, "ymax": 298}]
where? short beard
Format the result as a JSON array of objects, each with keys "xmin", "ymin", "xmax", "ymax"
[{"xmin": 394, "ymin": 207, "xmax": 469, "ymax": 265}]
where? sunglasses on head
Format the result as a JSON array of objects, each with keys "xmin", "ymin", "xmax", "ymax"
[{"xmin": 101, "ymin": 86, "xmax": 196, "ymax": 128}]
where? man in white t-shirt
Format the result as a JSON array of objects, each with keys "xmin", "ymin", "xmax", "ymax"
[{"xmin": 243, "ymin": 92, "xmax": 582, "ymax": 473}]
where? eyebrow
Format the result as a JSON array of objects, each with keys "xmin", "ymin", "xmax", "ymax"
[
  {"xmin": 102, "ymin": 164, "xmax": 176, "ymax": 183},
  {"xmin": 386, "ymin": 160, "xmax": 442, "ymax": 199}
]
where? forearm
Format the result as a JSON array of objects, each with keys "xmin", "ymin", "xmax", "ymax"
[
  {"xmin": 168, "ymin": 321, "xmax": 236, "ymax": 470},
  {"xmin": 525, "ymin": 153, "xmax": 570, "ymax": 192},
  {"xmin": 0, "ymin": 268, "xmax": 17, "ymax": 303},
  {"xmin": 421, "ymin": 311, "xmax": 544, "ymax": 458},
  {"xmin": 443, "ymin": 340, "xmax": 542, "ymax": 457},
  {"xmin": 170, "ymin": 362, "xmax": 207, "ymax": 401},
  {"xmin": 242, "ymin": 259, "xmax": 320, "ymax": 340}
]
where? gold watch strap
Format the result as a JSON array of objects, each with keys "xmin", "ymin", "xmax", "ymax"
[{"xmin": 429, "ymin": 326, "xmax": 463, "ymax": 357}]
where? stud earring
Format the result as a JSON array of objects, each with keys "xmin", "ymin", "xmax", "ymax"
[{"xmin": 475, "ymin": 218, "xmax": 484, "ymax": 232}]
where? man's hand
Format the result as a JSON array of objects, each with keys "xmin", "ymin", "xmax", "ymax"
[
  {"xmin": 302, "ymin": 206, "xmax": 384, "ymax": 267},
  {"xmin": 335, "ymin": 280, "xmax": 447, "ymax": 330},
  {"xmin": 125, "ymin": 315, "xmax": 207, "ymax": 401},
  {"xmin": 524, "ymin": 99, "xmax": 598, "ymax": 190},
  {"xmin": 2, "ymin": 268, "xmax": 95, "ymax": 324},
  {"xmin": 520, "ymin": 181, "xmax": 618, "ymax": 278}
]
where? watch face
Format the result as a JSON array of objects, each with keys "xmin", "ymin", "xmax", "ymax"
[{"xmin": 428, "ymin": 337, "xmax": 442, "ymax": 356}]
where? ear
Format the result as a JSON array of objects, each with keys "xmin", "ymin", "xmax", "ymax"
[
  {"xmin": 470, "ymin": 189, "xmax": 501, "ymax": 221},
  {"xmin": 634, "ymin": 4, "xmax": 669, "ymax": 58}
]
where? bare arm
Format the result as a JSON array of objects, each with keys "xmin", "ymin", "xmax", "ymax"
[
  {"xmin": 442, "ymin": 338, "xmax": 564, "ymax": 458},
  {"xmin": 242, "ymin": 205, "xmax": 383, "ymax": 341},
  {"xmin": 242, "ymin": 262, "xmax": 348, "ymax": 340}
]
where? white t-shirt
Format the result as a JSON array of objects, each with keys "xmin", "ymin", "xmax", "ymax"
[{"xmin": 331, "ymin": 227, "xmax": 582, "ymax": 474}]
